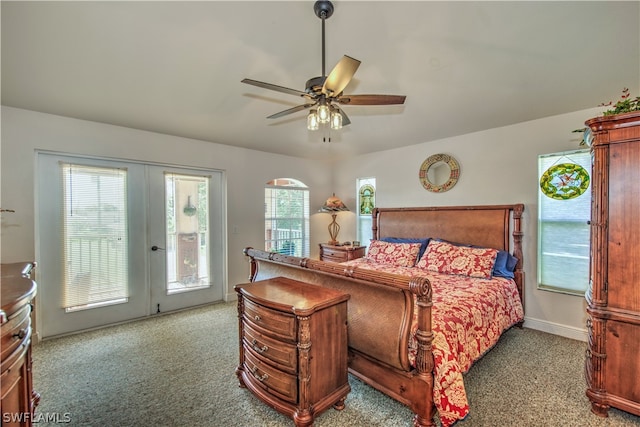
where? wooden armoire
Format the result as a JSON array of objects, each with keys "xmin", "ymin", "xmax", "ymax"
[{"xmin": 585, "ymin": 111, "xmax": 640, "ymax": 417}]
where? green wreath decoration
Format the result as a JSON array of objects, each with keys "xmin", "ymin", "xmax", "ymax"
[{"xmin": 540, "ymin": 163, "xmax": 590, "ymax": 200}]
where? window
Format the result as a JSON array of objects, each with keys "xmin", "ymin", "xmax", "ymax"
[
  {"xmin": 357, "ymin": 178, "xmax": 376, "ymax": 245},
  {"xmin": 165, "ymin": 173, "xmax": 210, "ymax": 294},
  {"xmin": 61, "ymin": 163, "xmax": 129, "ymax": 311},
  {"xmin": 537, "ymin": 149, "xmax": 591, "ymax": 295},
  {"xmin": 264, "ymin": 178, "xmax": 309, "ymax": 257}
]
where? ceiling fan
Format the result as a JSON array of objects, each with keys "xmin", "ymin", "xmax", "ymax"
[{"xmin": 241, "ymin": 0, "xmax": 406, "ymax": 131}]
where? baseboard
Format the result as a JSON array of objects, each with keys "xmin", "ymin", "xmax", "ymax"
[{"xmin": 523, "ymin": 316, "xmax": 588, "ymax": 342}]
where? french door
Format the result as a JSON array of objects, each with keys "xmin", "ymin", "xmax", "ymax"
[
  {"xmin": 147, "ymin": 165, "xmax": 225, "ymax": 313},
  {"xmin": 36, "ymin": 153, "xmax": 225, "ymax": 338}
]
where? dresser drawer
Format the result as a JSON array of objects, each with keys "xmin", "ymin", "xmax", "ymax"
[
  {"xmin": 0, "ymin": 327, "xmax": 30, "ymax": 377},
  {"xmin": 0, "ymin": 338, "xmax": 29, "ymax": 396},
  {"xmin": 243, "ymin": 321, "xmax": 297, "ymax": 374},
  {"xmin": 244, "ymin": 346, "xmax": 298, "ymax": 404},
  {"xmin": 322, "ymin": 252, "xmax": 346, "ymax": 263},
  {"xmin": 0, "ymin": 304, "xmax": 31, "ymax": 362},
  {"xmin": 319, "ymin": 244, "xmax": 366, "ymax": 263},
  {"xmin": 243, "ymin": 298, "xmax": 296, "ymax": 342}
]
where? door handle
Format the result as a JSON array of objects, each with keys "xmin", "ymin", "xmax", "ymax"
[{"xmin": 151, "ymin": 245, "xmax": 165, "ymax": 251}]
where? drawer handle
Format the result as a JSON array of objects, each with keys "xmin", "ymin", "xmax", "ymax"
[
  {"xmin": 251, "ymin": 339, "xmax": 268, "ymax": 354},
  {"xmin": 13, "ymin": 329, "xmax": 27, "ymax": 339},
  {"xmin": 251, "ymin": 366, "xmax": 269, "ymax": 382},
  {"xmin": 254, "ymin": 315, "xmax": 261, "ymax": 322}
]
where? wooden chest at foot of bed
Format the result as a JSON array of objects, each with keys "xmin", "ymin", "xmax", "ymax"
[{"xmin": 234, "ymin": 277, "xmax": 350, "ymax": 427}]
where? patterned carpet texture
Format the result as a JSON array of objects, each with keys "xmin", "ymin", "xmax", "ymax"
[{"xmin": 32, "ymin": 302, "xmax": 640, "ymax": 426}]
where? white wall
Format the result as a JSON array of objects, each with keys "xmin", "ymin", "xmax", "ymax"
[
  {"xmin": 0, "ymin": 106, "xmax": 333, "ymax": 303},
  {"xmin": 2, "ymin": 105, "xmax": 605, "ymax": 341},
  {"xmin": 332, "ymin": 106, "xmax": 605, "ymax": 342}
]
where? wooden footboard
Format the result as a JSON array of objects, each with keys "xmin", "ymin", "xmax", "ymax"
[{"xmin": 243, "ymin": 248, "xmax": 437, "ymax": 426}]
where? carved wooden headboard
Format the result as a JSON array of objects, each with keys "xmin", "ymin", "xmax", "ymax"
[{"xmin": 372, "ymin": 204, "xmax": 525, "ymax": 304}]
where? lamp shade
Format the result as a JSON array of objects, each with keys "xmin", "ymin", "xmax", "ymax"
[{"xmin": 320, "ymin": 194, "xmax": 349, "ymax": 212}]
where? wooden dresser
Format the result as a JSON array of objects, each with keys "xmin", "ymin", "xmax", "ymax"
[
  {"xmin": 585, "ymin": 111, "xmax": 640, "ymax": 417},
  {"xmin": 318, "ymin": 244, "xmax": 366, "ymax": 263},
  {"xmin": 235, "ymin": 277, "xmax": 350, "ymax": 427},
  {"xmin": 1, "ymin": 262, "xmax": 39, "ymax": 426}
]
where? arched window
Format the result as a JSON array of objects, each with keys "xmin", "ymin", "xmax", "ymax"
[{"xmin": 264, "ymin": 178, "xmax": 309, "ymax": 257}]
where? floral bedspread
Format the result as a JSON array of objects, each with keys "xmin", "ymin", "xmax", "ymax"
[{"xmin": 341, "ymin": 258, "xmax": 524, "ymax": 427}]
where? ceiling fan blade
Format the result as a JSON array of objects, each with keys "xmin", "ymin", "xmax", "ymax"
[
  {"xmin": 322, "ymin": 55, "xmax": 361, "ymax": 97},
  {"xmin": 337, "ymin": 94, "xmax": 406, "ymax": 105},
  {"xmin": 241, "ymin": 78, "xmax": 309, "ymax": 98},
  {"xmin": 267, "ymin": 103, "xmax": 316, "ymax": 119}
]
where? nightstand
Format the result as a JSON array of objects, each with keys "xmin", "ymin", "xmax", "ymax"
[
  {"xmin": 235, "ymin": 277, "xmax": 350, "ymax": 426},
  {"xmin": 319, "ymin": 243, "xmax": 366, "ymax": 263}
]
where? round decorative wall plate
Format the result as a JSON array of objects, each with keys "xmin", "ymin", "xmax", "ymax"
[
  {"xmin": 419, "ymin": 153, "xmax": 460, "ymax": 193},
  {"xmin": 539, "ymin": 163, "xmax": 590, "ymax": 200}
]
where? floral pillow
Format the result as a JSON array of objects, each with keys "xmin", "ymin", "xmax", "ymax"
[
  {"xmin": 416, "ymin": 240, "xmax": 498, "ymax": 279},
  {"xmin": 380, "ymin": 237, "xmax": 431, "ymax": 260},
  {"xmin": 366, "ymin": 240, "xmax": 422, "ymax": 267}
]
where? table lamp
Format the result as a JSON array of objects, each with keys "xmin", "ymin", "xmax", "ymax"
[{"xmin": 320, "ymin": 194, "xmax": 349, "ymax": 245}]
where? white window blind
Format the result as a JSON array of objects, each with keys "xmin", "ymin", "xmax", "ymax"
[
  {"xmin": 537, "ymin": 149, "xmax": 591, "ymax": 295},
  {"xmin": 264, "ymin": 179, "xmax": 309, "ymax": 257},
  {"xmin": 61, "ymin": 163, "xmax": 129, "ymax": 310}
]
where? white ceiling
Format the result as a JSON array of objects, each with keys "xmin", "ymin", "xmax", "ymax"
[{"xmin": 2, "ymin": 1, "xmax": 639, "ymax": 161}]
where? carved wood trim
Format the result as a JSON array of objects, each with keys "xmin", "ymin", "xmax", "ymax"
[
  {"xmin": 296, "ymin": 315, "xmax": 312, "ymax": 425},
  {"xmin": 410, "ymin": 276, "xmax": 434, "ymax": 378},
  {"xmin": 244, "ymin": 248, "xmax": 419, "ymax": 292},
  {"xmin": 589, "ymin": 144, "xmax": 609, "ymax": 307},
  {"xmin": 235, "ymin": 295, "xmax": 247, "ymax": 388}
]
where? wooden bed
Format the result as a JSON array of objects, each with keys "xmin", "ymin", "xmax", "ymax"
[{"xmin": 243, "ymin": 204, "xmax": 525, "ymax": 426}]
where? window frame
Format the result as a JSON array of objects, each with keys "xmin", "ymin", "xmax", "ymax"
[
  {"xmin": 537, "ymin": 148, "xmax": 591, "ymax": 296},
  {"xmin": 264, "ymin": 178, "xmax": 310, "ymax": 257}
]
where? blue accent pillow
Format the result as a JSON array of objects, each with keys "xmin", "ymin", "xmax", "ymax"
[
  {"xmin": 380, "ymin": 237, "xmax": 430, "ymax": 261},
  {"xmin": 506, "ymin": 252, "xmax": 518, "ymax": 271},
  {"xmin": 492, "ymin": 250, "xmax": 518, "ymax": 279}
]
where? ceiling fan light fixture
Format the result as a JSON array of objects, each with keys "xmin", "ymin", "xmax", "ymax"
[
  {"xmin": 330, "ymin": 108, "xmax": 342, "ymax": 130},
  {"xmin": 307, "ymin": 109, "xmax": 319, "ymax": 130},
  {"xmin": 317, "ymin": 100, "xmax": 330, "ymax": 123}
]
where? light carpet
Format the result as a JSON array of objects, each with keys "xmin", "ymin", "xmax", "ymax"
[{"xmin": 32, "ymin": 302, "xmax": 640, "ymax": 426}]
